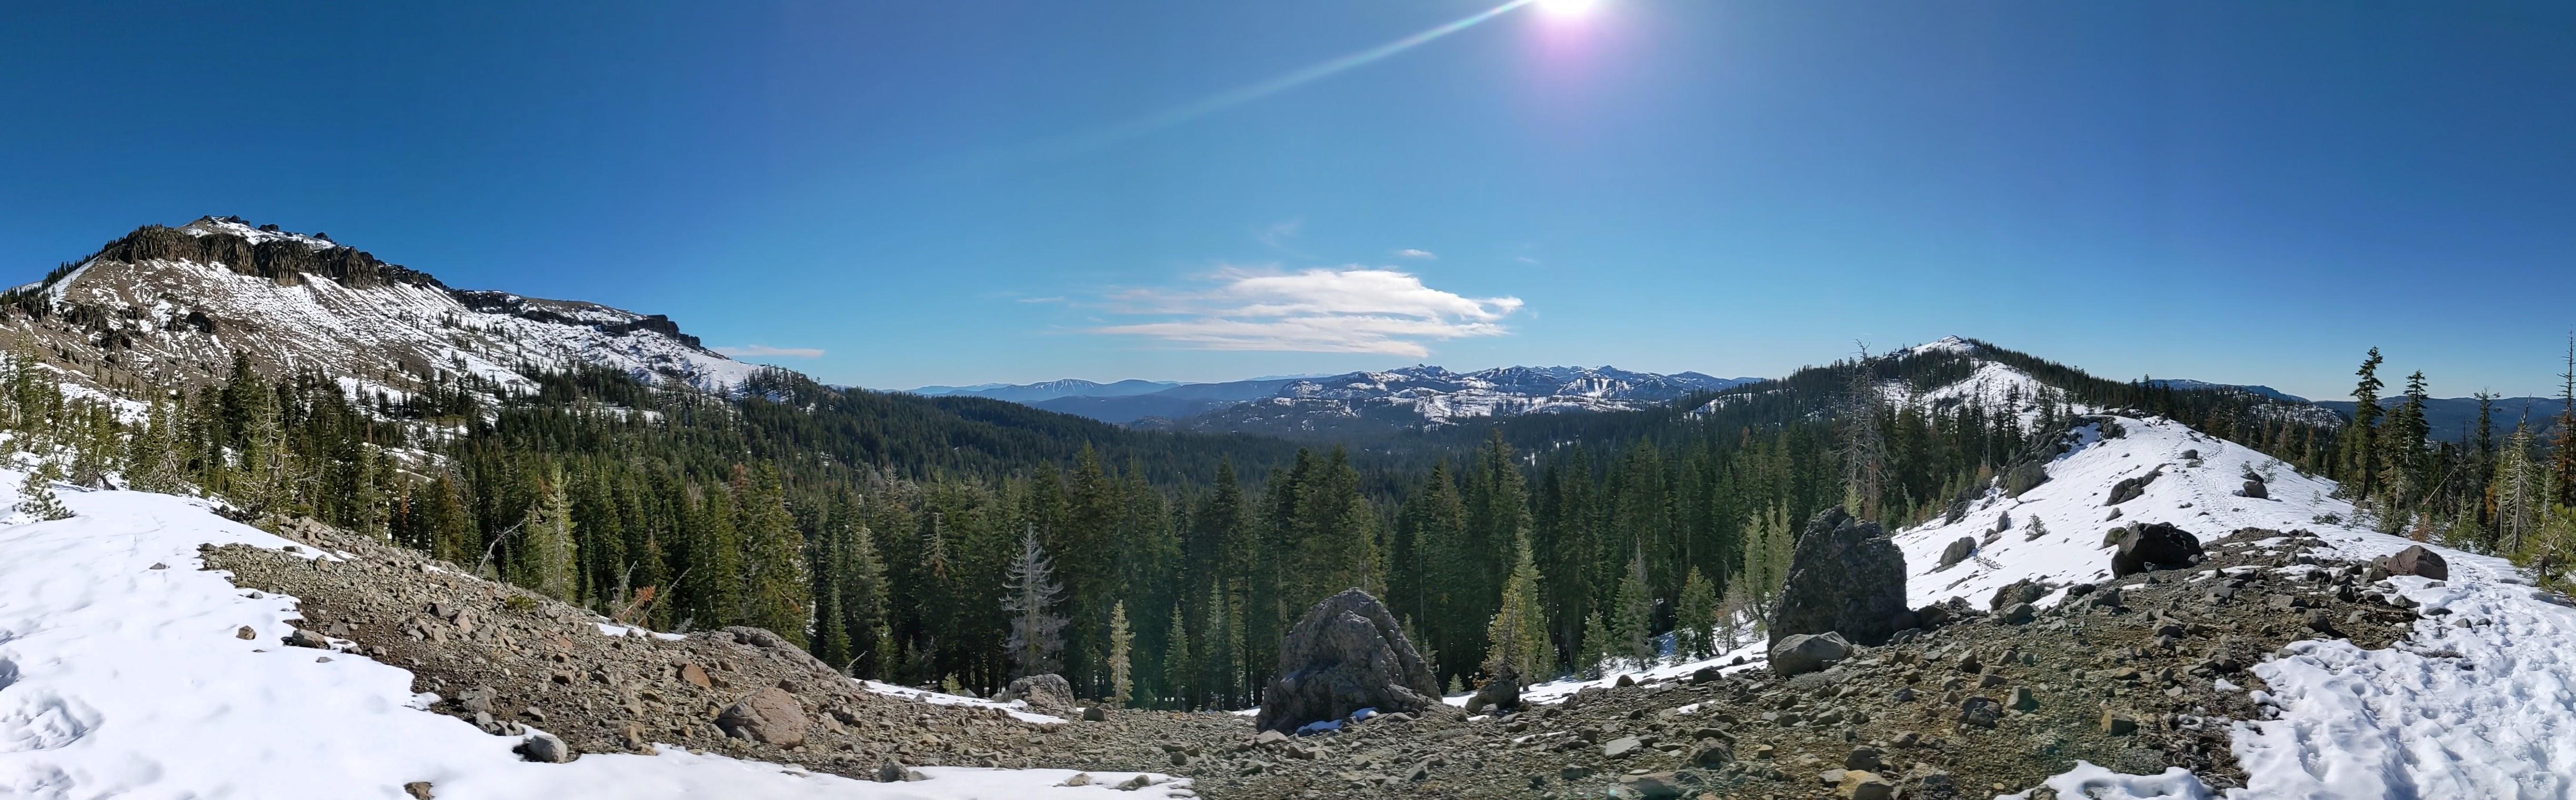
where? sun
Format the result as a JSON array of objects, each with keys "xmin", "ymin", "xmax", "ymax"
[{"xmin": 1533, "ymin": 0, "xmax": 1601, "ymax": 18}]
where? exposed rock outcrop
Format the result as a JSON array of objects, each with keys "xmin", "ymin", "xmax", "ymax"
[
  {"xmin": 1769, "ymin": 508, "xmax": 1909, "ymax": 648},
  {"xmin": 1253, "ymin": 590, "xmax": 1442, "ymax": 734}
]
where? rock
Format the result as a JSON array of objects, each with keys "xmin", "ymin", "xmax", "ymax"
[
  {"xmin": 1000, "ymin": 674, "xmax": 1076, "ymax": 714},
  {"xmin": 1615, "ymin": 673, "xmax": 1636, "ymax": 688},
  {"xmin": 1081, "ymin": 706, "xmax": 1109, "ymax": 722},
  {"xmin": 235, "ymin": 626, "xmax": 257, "ymax": 640},
  {"xmin": 1768, "ymin": 632, "xmax": 1855, "ymax": 677},
  {"xmin": 1603, "ymin": 736, "xmax": 1644, "ymax": 758},
  {"xmin": 1617, "ymin": 771, "xmax": 1689, "ymax": 800},
  {"xmin": 1253, "ymin": 589, "xmax": 1442, "ymax": 734},
  {"xmin": 2241, "ymin": 480, "xmax": 2268, "ymax": 500},
  {"xmin": 2384, "ymin": 545, "xmax": 2449, "ymax": 580},
  {"xmin": 675, "ymin": 662, "xmax": 711, "ymax": 690},
  {"xmin": 1688, "ymin": 666, "xmax": 1724, "ymax": 684},
  {"xmin": 1112, "ymin": 774, "xmax": 1153, "ymax": 790},
  {"xmin": 1845, "ymin": 746, "xmax": 1883, "ymax": 771},
  {"xmin": 1468, "ymin": 669, "xmax": 1521, "ymax": 714},
  {"xmin": 1771, "ymin": 508, "xmax": 1910, "ymax": 648},
  {"xmin": 2110, "ymin": 523, "xmax": 2204, "ymax": 578},
  {"xmin": 2009, "ymin": 686, "xmax": 2038, "ymax": 711},
  {"xmin": 715, "ymin": 687, "xmax": 810, "ymax": 746},
  {"xmin": 1059, "ymin": 773, "xmax": 1093, "ymax": 787},
  {"xmin": 1899, "ymin": 766, "xmax": 1959, "ymax": 800},
  {"xmin": 284, "ymin": 629, "xmax": 329, "ymax": 649},
  {"xmin": 1691, "ymin": 741, "xmax": 1735, "ymax": 766},
  {"xmin": 1998, "ymin": 603, "xmax": 2035, "ymax": 624},
  {"xmin": 1936, "ymin": 537, "xmax": 1977, "ymax": 570},
  {"xmin": 1958, "ymin": 697, "xmax": 2001, "ymax": 728},
  {"xmin": 2100, "ymin": 711, "xmax": 2137, "ymax": 735},
  {"xmin": 403, "ymin": 781, "xmax": 434, "ymax": 800},
  {"xmin": 2106, "ymin": 468, "xmax": 2161, "ymax": 505},
  {"xmin": 1840, "ymin": 770, "xmax": 1897, "ymax": 800},
  {"xmin": 517, "ymin": 732, "xmax": 572, "ymax": 763},
  {"xmin": 876, "ymin": 761, "xmax": 929, "ymax": 782},
  {"xmin": 2004, "ymin": 460, "xmax": 2050, "ymax": 497},
  {"xmin": 705, "ymin": 626, "xmax": 838, "ymax": 675},
  {"xmin": 1989, "ymin": 578, "xmax": 2052, "ymax": 610},
  {"xmin": 2303, "ymin": 609, "xmax": 2336, "ymax": 634},
  {"xmin": 2087, "ymin": 587, "xmax": 2125, "ymax": 610}
]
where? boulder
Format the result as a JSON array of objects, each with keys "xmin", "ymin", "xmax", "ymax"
[
  {"xmin": 1935, "ymin": 537, "xmax": 1977, "ymax": 570},
  {"xmin": 2383, "ymin": 545, "xmax": 2449, "ymax": 580},
  {"xmin": 1987, "ymin": 578, "xmax": 2051, "ymax": 610},
  {"xmin": 1770, "ymin": 508, "xmax": 1910, "ymax": 648},
  {"xmin": 1768, "ymin": 632, "xmax": 1853, "ymax": 677},
  {"xmin": 1253, "ymin": 589, "xmax": 1442, "ymax": 734},
  {"xmin": 2004, "ymin": 460, "xmax": 2050, "ymax": 498},
  {"xmin": 2110, "ymin": 522, "xmax": 2203, "ymax": 578},
  {"xmin": 2241, "ymin": 480, "xmax": 2268, "ymax": 500},
  {"xmin": 1000, "ymin": 674, "xmax": 1076, "ymax": 715},
  {"xmin": 2106, "ymin": 468, "xmax": 2162, "ymax": 506},
  {"xmin": 1465, "ymin": 668, "xmax": 1520, "ymax": 714},
  {"xmin": 715, "ymin": 687, "xmax": 810, "ymax": 747},
  {"xmin": 516, "ymin": 732, "xmax": 572, "ymax": 763}
]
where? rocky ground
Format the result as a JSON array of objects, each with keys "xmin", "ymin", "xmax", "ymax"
[{"xmin": 207, "ymin": 520, "xmax": 2439, "ymax": 800}]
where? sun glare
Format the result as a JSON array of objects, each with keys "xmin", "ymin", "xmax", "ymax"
[{"xmin": 1535, "ymin": 0, "xmax": 1601, "ymax": 19}]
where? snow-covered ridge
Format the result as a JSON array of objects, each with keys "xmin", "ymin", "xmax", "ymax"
[
  {"xmin": 19, "ymin": 219, "xmax": 760, "ymax": 397},
  {"xmin": 0, "ymin": 469, "xmax": 1188, "ymax": 799}
]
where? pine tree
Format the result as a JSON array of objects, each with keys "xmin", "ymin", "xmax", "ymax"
[
  {"xmin": 2495, "ymin": 421, "xmax": 2545, "ymax": 557},
  {"xmin": 16, "ymin": 465, "xmax": 71, "ymax": 521},
  {"xmin": 1675, "ymin": 567, "xmax": 1717, "ymax": 660},
  {"xmin": 735, "ymin": 467, "xmax": 810, "ymax": 645},
  {"xmin": 1715, "ymin": 579, "xmax": 1749, "ymax": 653},
  {"xmin": 514, "ymin": 465, "xmax": 578, "ymax": 600},
  {"xmin": 1576, "ymin": 610, "xmax": 1610, "ymax": 678},
  {"xmin": 1161, "ymin": 603, "xmax": 1193, "ymax": 709},
  {"xmin": 1480, "ymin": 531, "xmax": 1552, "ymax": 683},
  {"xmin": 2345, "ymin": 348, "xmax": 2386, "ymax": 499},
  {"xmin": 1108, "ymin": 601, "xmax": 1134, "ymax": 708},
  {"xmin": 1609, "ymin": 551, "xmax": 1655, "ymax": 669},
  {"xmin": 1001, "ymin": 526, "xmax": 1068, "ymax": 678},
  {"xmin": 840, "ymin": 523, "xmax": 891, "ymax": 674}
]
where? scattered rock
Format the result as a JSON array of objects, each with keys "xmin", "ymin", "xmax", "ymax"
[
  {"xmin": 2100, "ymin": 711, "xmax": 2138, "ymax": 736},
  {"xmin": 1937, "ymin": 537, "xmax": 1977, "ymax": 570},
  {"xmin": 2240, "ymin": 480, "xmax": 2268, "ymax": 500},
  {"xmin": 284, "ymin": 629, "xmax": 329, "ymax": 649},
  {"xmin": 1957, "ymin": 697, "xmax": 2001, "ymax": 728},
  {"xmin": 403, "ymin": 781, "xmax": 434, "ymax": 800},
  {"xmin": 235, "ymin": 626, "xmax": 257, "ymax": 640}
]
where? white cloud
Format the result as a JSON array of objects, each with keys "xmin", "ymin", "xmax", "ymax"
[
  {"xmin": 1395, "ymin": 248, "xmax": 1437, "ymax": 260},
  {"xmin": 1016, "ymin": 296, "xmax": 1067, "ymax": 304},
  {"xmin": 1091, "ymin": 267, "xmax": 1521, "ymax": 357},
  {"xmin": 713, "ymin": 345, "xmax": 826, "ymax": 358}
]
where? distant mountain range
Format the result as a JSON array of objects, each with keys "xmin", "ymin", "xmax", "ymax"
[
  {"xmin": 908, "ymin": 366, "xmax": 1760, "ymax": 430},
  {"xmin": 2315, "ymin": 396, "xmax": 2567, "ymax": 441},
  {"xmin": 2146, "ymin": 379, "xmax": 2308, "ymax": 404}
]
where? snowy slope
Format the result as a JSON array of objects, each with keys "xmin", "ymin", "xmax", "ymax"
[
  {"xmin": 1888, "ymin": 412, "xmax": 2576, "ymax": 799},
  {"xmin": 0, "ymin": 470, "xmax": 1186, "ymax": 800},
  {"xmin": 14, "ymin": 218, "xmax": 760, "ymax": 397}
]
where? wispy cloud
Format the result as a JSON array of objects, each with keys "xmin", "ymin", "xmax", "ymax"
[
  {"xmin": 1395, "ymin": 248, "xmax": 1438, "ymax": 260},
  {"xmin": 1257, "ymin": 218, "xmax": 1304, "ymax": 250},
  {"xmin": 714, "ymin": 345, "xmax": 826, "ymax": 358},
  {"xmin": 1017, "ymin": 296, "xmax": 1067, "ymax": 304},
  {"xmin": 1091, "ymin": 266, "xmax": 1522, "ymax": 357}
]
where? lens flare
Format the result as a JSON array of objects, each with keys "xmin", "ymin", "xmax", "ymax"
[{"xmin": 1536, "ymin": 0, "xmax": 1601, "ymax": 18}]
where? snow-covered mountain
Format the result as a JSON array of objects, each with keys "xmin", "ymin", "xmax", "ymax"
[
  {"xmin": 907, "ymin": 378, "xmax": 1182, "ymax": 403},
  {"xmin": 1171, "ymin": 364, "xmax": 1759, "ymax": 433},
  {"xmin": 5, "ymin": 217, "xmax": 758, "ymax": 399}
]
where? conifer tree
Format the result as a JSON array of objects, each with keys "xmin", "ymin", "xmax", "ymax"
[
  {"xmin": 1161, "ymin": 603, "xmax": 1193, "ymax": 709},
  {"xmin": 1675, "ymin": 567, "xmax": 1717, "ymax": 660},
  {"xmin": 1480, "ymin": 531, "xmax": 1552, "ymax": 682},
  {"xmin": 2344, "ymin": 347, "xmax": 2386, "ymax": 499},
  {"xmin": 1609, "ymin": 551, "xmax": 1655, "ymax": 669},
  {"xmin": 735, "ymin": 467, "xmax": 810, "ymax": 645},
  {"xmin": 1108, "ymin": 601, "xmax": 1133, "ymax": 708},
  {"xmin": 1001, "ymin": 526, "xmax": 1067, "ymax": 678},
  {"xmin": 16, "ymin": 464, "xmax": 71, "ymax": 521},
  {"xmin": 1576, "ymin": 610, "xmax": 1610, "ymax": 678},
  {"xmin": 514, "ymin": 464, "xmax": 578, "ymax": 600},
  {"xmin": 1715, "ymin": 580, "xmax": 1749, "ymax": 653},
  {"xmin": 2495, "ymin": 421, "xmax": 2546, "ymax": 558}
]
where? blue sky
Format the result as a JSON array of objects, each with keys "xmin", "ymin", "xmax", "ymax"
[{"xmin": 3, "ymin": 1, "xmax": 2571, "ymax": 399}]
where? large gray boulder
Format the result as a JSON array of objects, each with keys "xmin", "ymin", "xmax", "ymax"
[
  {"xmin": 999, "ymin": 673, "xmax": 1076, "ymax": 715},
  {"xmin": 1768, "ymin": 632, "xmax": 1853, "ymax": 677},
  {"xmin": 2381, "ymin": 545, "xmax": 2449, "ymax": 580},
  {"xmin": 1254, "ymin": 589, "xmax": 1442, "ymax": 734},
  {"xmin": 1936, "ymin": 537, "xmax": 1976, "ymax": 570},
  {"xmin": 715, "ymin": 687, "xmax": 809, "ymax": 746},
  {"xmin": 2109, "ymin": 522, "xmax": 2203, "ymax": 577},
  {"xmin": 1769, "ymin": 508, "xmax": 1910, "ymax": 648}
]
